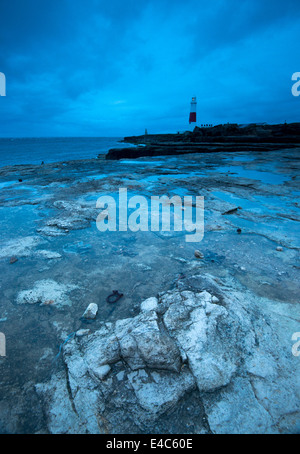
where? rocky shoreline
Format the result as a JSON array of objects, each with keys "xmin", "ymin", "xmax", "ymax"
[{"xmin": 105, "ymin": 123, "xmax": 300, "ymax": 160}]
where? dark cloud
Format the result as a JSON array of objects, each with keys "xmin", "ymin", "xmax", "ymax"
[{"xmin": 0, "ymin": 0, "xmax": 299, "ymax": 137}]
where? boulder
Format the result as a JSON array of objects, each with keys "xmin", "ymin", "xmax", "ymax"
[{"xmin": 82, "ymin": 303, "xmax": 98, "ymax": 320}]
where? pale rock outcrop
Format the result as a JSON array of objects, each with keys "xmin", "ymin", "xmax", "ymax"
[
  {"xmin": 16, "ymin": 279, "xmax": 77, "ymax": 307},
  {"xmin": 36, "ymin": 274, "xmax": 300, "ymax": 434},
  {"xmin": 82, "ymin": 303, "xmax": 98, "ymax": 320}
]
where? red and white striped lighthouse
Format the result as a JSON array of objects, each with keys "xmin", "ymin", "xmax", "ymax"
[{"xmin": 189, "ymin": 96, "xmax": 197, "ymax": 124}]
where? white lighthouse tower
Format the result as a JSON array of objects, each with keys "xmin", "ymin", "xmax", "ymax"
[{"xmin": 189, "ymin": 96, "xmax": 197, "ymax": 125}]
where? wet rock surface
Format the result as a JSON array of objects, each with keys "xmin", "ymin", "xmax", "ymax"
[
  {"xmin": 0, "ymin": 146, "xmax": 299, "ymax": 433},
  {"xmin": 35, "ymin": 274, "xmax": 300, "ymax": 434}
]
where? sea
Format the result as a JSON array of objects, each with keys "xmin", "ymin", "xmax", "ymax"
[{"xmin": 0, "ymin": 137, "xmax": 134, "ymax": 168}]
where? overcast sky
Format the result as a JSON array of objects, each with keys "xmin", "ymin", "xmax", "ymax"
[{"xmin": 0, "ymin": 0, "xmax": 299, "ymax": 137}]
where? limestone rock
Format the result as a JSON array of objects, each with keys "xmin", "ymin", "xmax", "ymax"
[
  {"xmin": 76, "ymin": 329, "xmax": 90, "ymax": 338},
  {"xmin": 140, "ymin": 297, "xmax": 158, "ymax": 312},
  {"xmin": 82, "ymin": 303, "xmax": 98, "ymax": 320},
  {"xmin": 16, "ymin": 279, "xmax": 77, "ymax": 308},
  {"xmin": 35, "ymin": 250, "xmax": 62, "ymax": 259},
  {"xmin": 0, "ymin": 236, "xmax": 42, "ymax": 258},
  {"xmin": 36, "ymin": 274, "xmax": 300, "ymax": 434},
  {"xmin": 203, "ymin": 377, "xmax": 273, "ymax": 434}
]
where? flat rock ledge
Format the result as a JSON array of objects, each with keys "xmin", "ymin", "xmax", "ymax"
[{"xmin": 36, "ymin": 274, "xmax": 300, "ymax": 434}]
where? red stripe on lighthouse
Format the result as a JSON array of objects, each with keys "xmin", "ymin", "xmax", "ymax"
[{"xmin": 189, "ymin": 112, "xmax": 196, "ymax": 123}]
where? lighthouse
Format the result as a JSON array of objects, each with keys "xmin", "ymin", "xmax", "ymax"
[{"xmin": 189, "ymin": 96, "xmax": 197, "ymax": 124}]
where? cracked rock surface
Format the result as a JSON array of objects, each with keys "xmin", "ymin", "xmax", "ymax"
[{"xmin": 36, "ymin": 274, "xmax": 300, "ymax": 434}]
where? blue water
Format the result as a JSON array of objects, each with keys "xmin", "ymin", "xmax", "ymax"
[
  {"xmin": 212, "ymin": 190, "xmax": 293, "ymax": 215},
  {"xmin": 0, "ymin": 137, "xmax": 134, "ymax": 168},
  {"xmin": 207, "ymin": 165, "xmax": 289, "ymax": 185}
]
